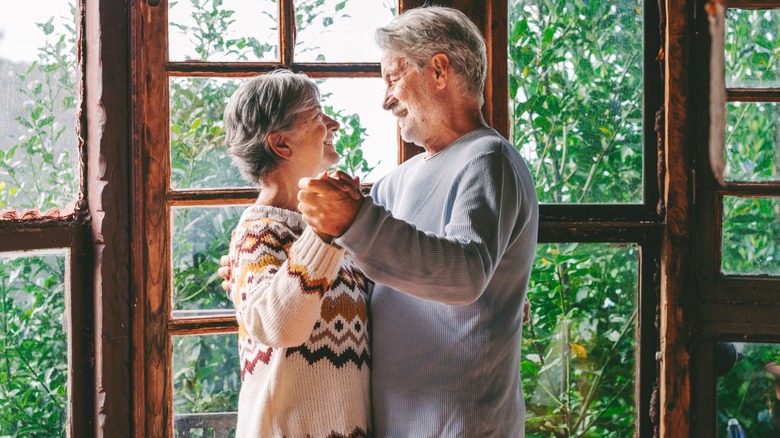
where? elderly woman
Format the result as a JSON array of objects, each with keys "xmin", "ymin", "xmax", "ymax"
[{"xmin": 222, "ymin": 70, "xmax": 371, "ymax": 438}]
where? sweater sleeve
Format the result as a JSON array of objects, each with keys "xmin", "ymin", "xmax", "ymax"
[
  {"xmin": 230, "ymin": 220, "xmax": 345, "ymax": 347},
  {"xmin": 338, "ymin": 151, "xmax": 531, "ymax": 306}
]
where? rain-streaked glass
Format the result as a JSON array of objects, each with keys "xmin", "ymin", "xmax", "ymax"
[
  {"xmin": 524, "ymin": 243, "xmax": 638, "ymax": 436},
  {"xmin": 725, "ymin": 102, "xmax": 780, "ymax": 182},
  {"xmin": 168, "ymin": 0, "xmax": 278, "ymax": 62},
  {"xmin": 722, "ymin": 196, "xmax": 780, "ymax": 276},
  {"xmin": 0, "ymin": 251, "xmax": 69, "ymax": 435},
  {"xmin": 169, "ymin": 77, "xmax": 247, "ymax": 190},
  {"xmin": 716, "ymin": 342, "xmax": 780, "ymax": 437},
  {"xmin": 294, "ymin": 0, "xmax": 396, "ymax": 63},
  {"xmin": 173, "ymin": 333, "xmax": 239, "ymax": 436},
  {"xmin": 725, "ymin": 9, "xmax": 780, "ymax": 88},
  {"xmin": 317, "ymin": 78, "xmax": 397, "ymax": 183},
  {"xmin": 508, "ymin": 0, "xmax": 644, "ymax": 203},
  {"xmin": 0, "ymin": 1, "xmax": 79, "ymax": 211},
  {"xmin": 172, "ymin": 205, "xmax": 248, "ymax": 313}
]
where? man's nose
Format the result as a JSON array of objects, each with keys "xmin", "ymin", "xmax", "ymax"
[{"xmin": 382, "ymin": 90, "xmax": 397, "ymax": 111}]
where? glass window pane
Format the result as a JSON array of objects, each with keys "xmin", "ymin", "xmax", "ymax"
[
  {"xmin": 170, "ymin": 76, "xmax": 396, "ymax": 188},
  {"xmin": 508, "ymin": 0, "xmax": 644, "ymax": 204},
  {"xmin": 524, "ymin": 243, "xmax": 638, "ymax": 436},
  {"xmin": 170, "ymin": 77, "xmax": 248, "ymax": 190},
  {"xmin": 0, "ymin": 1, "xmax": 79, "ymax": 211},
  {"xmin": 725, "ymin": 9, "xmax": 780, "ymax": 88},
  {"xmin": 722, "ymin": 196, "xmax": 780, "ymax": 276},
  {"xmin": 294, "ymin": 0, "xmax": 396, "ymax": 63},
  {"xmin": 725, "ymin": 102, "xmax": 780, "ymax": 182},
  {"xmin": 168, "ymin": 0, "xmax": 278, "ymax": 62},
  {"xmin": 716, "ymin": 342, "xmax": 780, "ymax": 437},
  {"xmin": 0, "ymin": 251, "xmax": 69, "ymax": 436},
  {"xmin": 172, "ymin": 205, "xmax": 247, "ymax": 313},
  {"xmin": 173, "ymin": 333, "xmax": 239, "ymax": 437},
  {"xmin": 317, "ymin": 78, "xmax": 397, "ymax": 182}
]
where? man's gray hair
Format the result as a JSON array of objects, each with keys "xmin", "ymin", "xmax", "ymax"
[
  {"xmin": 374, "ymin": 6, "xmax": 487, "ymax": 100},
  {"xmin": 223, "ymin": 70, "xmax": 321, "ymax": 184}
]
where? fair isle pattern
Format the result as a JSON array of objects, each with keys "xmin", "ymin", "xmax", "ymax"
[
  {"xmin": 286, "ymin": 265, "xmax": 371, "ymax": 369},
  {"xmin": 229, "ymin": 205, "xmax": 371, "ymax": 438}
]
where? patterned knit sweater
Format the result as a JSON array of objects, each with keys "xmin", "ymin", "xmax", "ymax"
[{"xmin": 227, "ymin": 204, "xmax": 371, "ymax": 438}]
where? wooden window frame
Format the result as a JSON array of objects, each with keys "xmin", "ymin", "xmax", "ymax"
[
  {"xmin": 0, "ymin": 220, "xmax": 94, "ymax": 437},
  {"xmin": 687, "ymin": 1, "xmax": 780, "ymax": 436},
  {"xmin": 132, "ymin": 0, "xmax": 664, "ymax": 436}
]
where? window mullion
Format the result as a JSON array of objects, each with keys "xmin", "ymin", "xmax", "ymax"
[{"xmin": 280, "ymin": 0, "xmax": 296, "ymax": 66}]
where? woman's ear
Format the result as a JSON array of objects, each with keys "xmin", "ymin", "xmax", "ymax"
[{"xmin": 268, "ymin": 132, "xmax": 292, "ymax": 159}]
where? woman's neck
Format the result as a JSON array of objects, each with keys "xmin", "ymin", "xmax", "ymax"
[{"xmin": 255, "ymin": 177, "xmax": 300, "ymax": 212}]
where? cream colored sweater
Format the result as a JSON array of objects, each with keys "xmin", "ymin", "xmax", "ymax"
[{"xmin": 228, "ymin": 205, "xmax": 371, "ymax": 438}]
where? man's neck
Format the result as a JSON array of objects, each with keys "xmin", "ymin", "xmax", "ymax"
[{"xmin": 422, "ymin": 113, "xmax": 488, "ymax": 157}]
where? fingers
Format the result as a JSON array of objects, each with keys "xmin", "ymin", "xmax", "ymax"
[
  {"xmin": 218, "ymin": 255, "xmax": 232, "ymax": 292},
  {"xmin": 300, "ymin": 172, "xmax": 362, "ymax": 200}
]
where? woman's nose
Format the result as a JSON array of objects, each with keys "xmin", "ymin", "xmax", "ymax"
[{"xmin": 325, "ymin": 115, "xmax": 340, "ymax": 131}]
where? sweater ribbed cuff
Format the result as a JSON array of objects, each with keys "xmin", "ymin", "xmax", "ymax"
[{"xmin": 291, "ymin": 226, "xmax": 345, "ymax": 281}]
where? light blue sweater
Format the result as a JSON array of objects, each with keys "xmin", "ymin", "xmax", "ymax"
[{"xmin": 338, "ymin": 127, "xmax": 539, "ymax": 437}]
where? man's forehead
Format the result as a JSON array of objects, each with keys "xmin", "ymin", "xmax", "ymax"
[{"xmin": 380, "ymin": 53, "xmax": 409, "ymax": 74}]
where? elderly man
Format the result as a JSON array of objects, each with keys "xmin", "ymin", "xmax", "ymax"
[{"xmin": 297, "ymin": 6, "xmax": 538, "ymax": 437}]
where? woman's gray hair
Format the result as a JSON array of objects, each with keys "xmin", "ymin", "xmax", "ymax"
[
  {"xmin": 374, "ymin": 6, "xmax": 487, "ymax": 101},
  {"xmin": 223, "ymin": 70, "xmax": 321, "ymax": 184}
]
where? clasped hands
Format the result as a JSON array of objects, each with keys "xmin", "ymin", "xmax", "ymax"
[
  {"xmin": 297, "ymin": 169, "xmax": 364, "ymax": 240},
  {"xmin": 219, "ymin": 170, "xmax": 363, "ymax": 291}
]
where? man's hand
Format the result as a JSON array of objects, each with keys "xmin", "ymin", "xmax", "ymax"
[
  {"xmin": 218, "ymin": 255, "xmax": 232, "ymax": 292},
  {"xmin": 298, "ymin": 172, "xmax": 364, "ymax": 237},
  {"xmin": 320, "ymin": 170, "xmax": 362, "ymax": 200}
]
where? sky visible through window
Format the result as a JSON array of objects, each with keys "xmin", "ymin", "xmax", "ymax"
[{"xmin": 0, "ymin": 0, "xmax": 72, "ymax": 63}]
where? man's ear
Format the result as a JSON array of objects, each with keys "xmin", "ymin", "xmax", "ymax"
[
  {"xmin": 268, "ymin": 132, "xmax": 292, "ymax": 159},
  {"xmin": 431, "ymin": 53, "xmax": 450, "ymax": 88}
]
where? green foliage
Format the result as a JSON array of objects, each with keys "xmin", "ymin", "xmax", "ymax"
[
  {"xmin": 717, "ymin": 343, "xmax": 779, "ymax": 437},
  {"xmin": 295, "ymin": 0, "xmax": 350, "ymax": 61},
  {"xmin": 510, "ymin": 0, "xmax": 644, "ymax": 433},
  {"xmin": 509, "ymin": 0, "xmax": 644, "ymax": 203},
  {"xmin": 172, "ymin": 206, "xmax": 242, "ymax": 311},
  {"xmin": 0, "ymin": 8, "xmax": 78, "ymax": 211},
  {"xmin": 0, "ymin": 255, "xmax": 68, "ymax": 437},
  {"xmin": 169, "ymin": 0, "xmax": 275, "ymax": 61},
  {"xmin": 523, "ymin": 243, "xmax": 638, "ymax": 437},
  {"xmin": 324, "ymin": 105, "xmax": 378, "ymax": 177},
  {"xmin": 0, "ymin": 6, "xmax": 77, "ymax": 436},
  {"xmin": 169, "ymin": 77, "xmax": 244, "ymax": 190},
  {"xmin": 721, "ymin": 197, "xmax": 780, "ymax": 275},
  {"xmin": 173, "ymin": 334, "xmax": 240, "ymax": 415},
  {"xmin": 724, "ymin": 102, "xmax": 780, "ymax": 181},
  {"xmin": 724, "ymin": 9, "xmax": 780, "ymax": 85},
  {"xmin": 717, "ymin": 10, "xmax": 780, "ymax": 429}
]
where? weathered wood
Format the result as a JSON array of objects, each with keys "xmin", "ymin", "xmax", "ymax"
[
  {"xmin": 726, "ymin": 0, "xmax": 780, "ymax": 8},
  {"xmin": 134, "ymin": 0, "xmax": 171, "ymax": 436},
  {"xmin": 660, "ymin": 0, "xmax": 694, "ymax": 436},
  {"xmin": 85, "ymin": 0, "xmax": 133, "ymax": 436}
]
